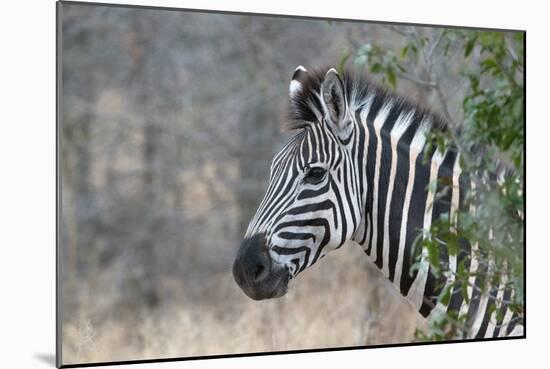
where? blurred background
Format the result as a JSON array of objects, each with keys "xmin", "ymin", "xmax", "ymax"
[{"xmin": 60, "ymin": 3, "xmax": 523, "ymax": 365}]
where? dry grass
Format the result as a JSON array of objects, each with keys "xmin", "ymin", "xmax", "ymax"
[{"xmin": 62, "ymin": 242, "xmax": 426, "ymax": 365}]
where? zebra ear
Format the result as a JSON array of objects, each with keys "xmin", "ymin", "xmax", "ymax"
[
  {"xmin": 289, "ymin": 65, "xmax": 307, "ymax": 98},
  {"xmin": 321, "ymin": 68, "xmax": 348, "ymax": 132}
]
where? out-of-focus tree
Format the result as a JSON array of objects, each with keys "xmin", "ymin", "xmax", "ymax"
[{"xmin": 60, "ymin": 4, "xmax": 369, "ymax": 319}]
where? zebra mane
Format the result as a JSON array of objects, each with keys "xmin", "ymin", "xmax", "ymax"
[{"xmin": 286, "ymin": 67, "xmax": 449, "ymax": 134}]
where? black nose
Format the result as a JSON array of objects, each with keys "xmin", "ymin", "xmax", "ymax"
[
  {"xmin": 233, "ymin": 234, "xmax": 271, "ymax": 286},
  {"xmin": 233, "ymin": 234, "xmax": 290, "ymax": 300}
]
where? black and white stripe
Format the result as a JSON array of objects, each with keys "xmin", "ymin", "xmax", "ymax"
[{"xmin": 244, "ymin": 66, "xmax": 523, "ymax": 338}]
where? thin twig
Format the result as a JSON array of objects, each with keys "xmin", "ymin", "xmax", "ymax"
[
  {"xmin": 397, "ymin": 72, "xmax": 436, "ymax": 87},
  {"xmin": 444, "ymin": 79, "xmax": 467, "ymax": 103},
  {"xmin": 504, "ymin": 34, "xmax": 523, "ymax": 73},
  {"xmin": 382, "ymin": 24, "xmax": 408, "ymax": 37},
  {"xmin": 427, "ymin": 29, "xmax": 446, "ymax": 60}
]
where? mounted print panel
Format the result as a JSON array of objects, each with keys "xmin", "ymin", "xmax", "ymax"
[{"xmin": 57, "ymin": 1, "xmax": 525, "ymax": 367}]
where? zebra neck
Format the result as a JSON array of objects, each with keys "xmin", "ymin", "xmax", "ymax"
[
  {"xmin": 351, "ymin": 101, "xmax": 462, "ymax": 317},
  {"xmin": 349, "ymin": 103, "xmax": 522, "ymax": 338}
]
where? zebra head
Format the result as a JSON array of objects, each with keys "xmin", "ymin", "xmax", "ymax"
[{"xmin": 233, "ymin": 67, "xmax": 363, "ymax": 300}]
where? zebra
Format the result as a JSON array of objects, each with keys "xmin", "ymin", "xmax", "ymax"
[{"xmin": 232, "ymin": 66, "xmax": 524, "ymax": 339}]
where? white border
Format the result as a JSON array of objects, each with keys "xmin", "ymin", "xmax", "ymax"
[{"xmin": 1, "ymin": 0, "xmax": 545, "ymax": 368}]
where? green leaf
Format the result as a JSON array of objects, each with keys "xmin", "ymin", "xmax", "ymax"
[
  {"xmin": 370, "ymin": 62, "xmax": 382, "ymax": 74},
  {"xmin": 464, "ymin": 35, "xmax": 478, "ymax": 57},
  {"xmin": 338, "ymin": 52, "xmax": 351, "ymax": 74},
  {"xmin": 439, "ymin": 284, "xmax": 452, "ymax": 306},
  {"xmin": 401, "ymin": 45, "xmax": 409, "ymax": 58},
  {"xmin": 481, "ymin": 58, "xmax": 499, "ymax": 74},
  {"xmin": 386, "ymin": 67, "xmax": 397, "ymax": 89}
]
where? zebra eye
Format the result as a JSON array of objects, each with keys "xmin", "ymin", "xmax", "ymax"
[{"xmin": 304, "ymin": 167, "xmax": 327, "ymax": 184}]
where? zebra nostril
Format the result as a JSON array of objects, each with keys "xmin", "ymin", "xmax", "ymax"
[
  {"xmin": 252, "ymin": 262, "xmax": 267, "ymax": 282},
  {"xmin": 234, "ymin": 234, "xmax": 272, "ymax": 288}
]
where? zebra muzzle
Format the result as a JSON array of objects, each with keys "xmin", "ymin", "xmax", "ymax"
[{"xmin": 232, "ymin": 234, "xmax": 290, "ymax": 300}]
